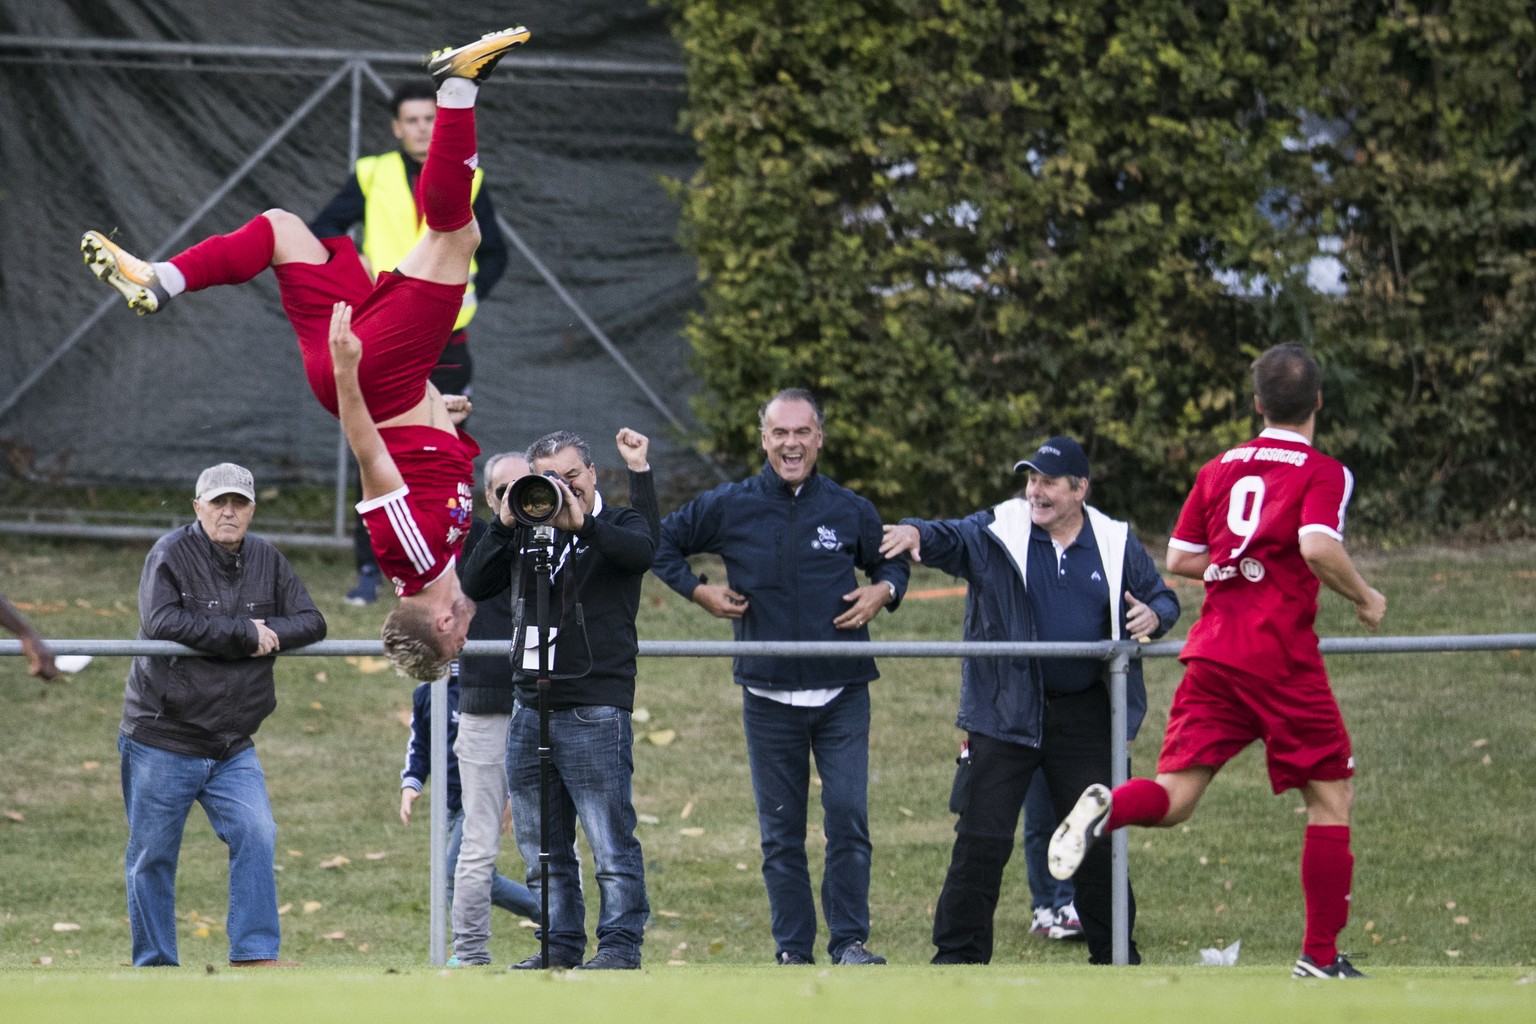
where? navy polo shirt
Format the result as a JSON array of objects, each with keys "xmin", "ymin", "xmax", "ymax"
[{"xmin": 1025, "ymin": 518, "xmax": 1112, "ymax": 694}]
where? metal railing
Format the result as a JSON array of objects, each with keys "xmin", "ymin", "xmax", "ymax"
[{"xmin": 6, "ymin": 632, "xmax": 1536, "ymax": 965}]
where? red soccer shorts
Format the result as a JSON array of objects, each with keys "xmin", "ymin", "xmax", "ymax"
[
  {"xmin": 274, "ymin": 237, "xmax": 463, "ymax": 421},
  {"xmin": 1157, "ymin": 657, "xmax": 1353, "ymax": 794}
]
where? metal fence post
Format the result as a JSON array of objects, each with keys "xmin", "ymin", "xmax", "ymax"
[
  {"xmin": 1106, "ymin": 643, "xmax": 1133, "ymax": 966},
  {"xmin": 428, "ymin": 669, "xmax": 449, "ymax": 966}
]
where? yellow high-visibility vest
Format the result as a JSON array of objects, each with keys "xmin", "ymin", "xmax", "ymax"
[{"xmin": 355, "ymin": 151, "xmax": 484, "ymax": 332}]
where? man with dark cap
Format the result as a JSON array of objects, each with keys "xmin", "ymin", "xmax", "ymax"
[{"xmin": 880, "ymin": 436, "xmax": 1179, "ymax": 965}]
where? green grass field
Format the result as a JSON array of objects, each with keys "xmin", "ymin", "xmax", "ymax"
[{"xmin": 1, "ymin": 533, "xmax": 1534, "ymax": 1018}]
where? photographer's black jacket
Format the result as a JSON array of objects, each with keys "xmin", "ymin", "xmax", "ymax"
[{"xmin": 461, "ymin": 487, "xmax": 655, "ymax": 712}]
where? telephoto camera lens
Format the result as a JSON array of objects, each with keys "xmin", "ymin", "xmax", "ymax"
[{"xmin": 508, "ymin": 471, "xmax": 563, "ymax": 526}]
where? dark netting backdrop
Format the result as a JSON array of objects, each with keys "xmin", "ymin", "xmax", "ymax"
[{"xmin": 0, "ymin": 1, "xmax": 715, "ymax": 518}]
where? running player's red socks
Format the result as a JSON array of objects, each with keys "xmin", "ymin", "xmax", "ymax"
[
  {"xmin": 416, "ymin": 104, "xmax": 476, "ymax": 233},
  {"xmin": 1301, "ymin": 824, "xmax": 1353, "ymax": 965},
  {"xmin": 168, "ymin": 214, "xmax": 276, "ymax": 293},
  {"xmin": 1106, "ymin": 777, "xmax": 1171, "ymax": 830}
]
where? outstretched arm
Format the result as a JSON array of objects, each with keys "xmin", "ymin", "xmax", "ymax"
[
  {"xmin": 329, "ymin": 303, "xmax": 405, "ymax": 501},
  {"xmin": 0, "ymin": 596, "xmax": 58, "ymax": 680}
]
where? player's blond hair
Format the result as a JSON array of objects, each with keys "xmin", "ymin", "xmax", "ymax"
[{"xmin": 381, "ymin": 603, "xmax": 451, "ymax": 681}]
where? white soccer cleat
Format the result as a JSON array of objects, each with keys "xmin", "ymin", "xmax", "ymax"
[
  {"xmin": 1047, "ymin": 783, "xmax": 1111, "ymax": 880},
  {"xmin": 82, "ymin": 230, "xmax": 169, "ymax": 315}
]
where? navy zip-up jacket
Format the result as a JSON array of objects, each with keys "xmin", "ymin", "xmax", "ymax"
[{"xmin": 653, "ymin": 465, "xmax": 909, "ymax": 690}]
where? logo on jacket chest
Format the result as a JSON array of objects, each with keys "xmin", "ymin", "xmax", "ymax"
[{"xmin": 810, "ymin": 524, "xmax": 845, "ymax": 551}]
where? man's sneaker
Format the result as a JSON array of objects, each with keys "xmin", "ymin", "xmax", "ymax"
[
  {"xmin": 1046, "ymin": 902, "xmax": 1085, "ymax": 941},
  {"xmin": 1293, "ymin": 953, "xmax": 1367, "ymax": 979},
  {"xmin": 1029, "ymin": 906, "xmax": 1055, "ymax": 937},
  {"xmin": 425, "ymin": 27, "xmax": 531, "ymax": 86},
  {"xmin": 832, "ymin": 940, "xmax": 887, "ymax": 965},
  {"xmin": 776, "ymin": 950, "xmax": 814, "ymax": 965},
  {"xmin": 574, "ymin": 949, "xmax": 640, "ymax": 971},
  {"xmin": 508, "ymin": 951, "xmax": 579, "ymax": 971},
  {"xmin": 81, "ymin": 231, "xmax": 169, "ymax": 316},
  {"xmin": 346, "ymin": 565, "xmax": 380, "ymax": 606},
  {"xmin": 1048, "ymin": 783, "xmax": 1111, "ymax": 880}
]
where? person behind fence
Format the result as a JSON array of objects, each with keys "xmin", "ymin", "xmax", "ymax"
[
  {"xmin": 1022, "ymin": 772, "xmax": 1082, "ymax": 941},
  {"xmin": 446, "ymin": 448, "xmax": 542, "ymax": 967},
  {"xmin": 1, "ymin": 594, "xmax": 59, "ymax": 681},
  {"xmin": 310, "ymin": 77, "xmax": 510, "ymax": 608},
  {"xmin": 80, "ymin": 26, "xmax": 531, "ymax": 681},
  {"xmin": 118, "ymin": 462, "xmax": 326, "ymax": 967},
  {"xmin": 461, "ymin": 429, "xmax": 658, "ymax": 970},
  {"xmin": 653, "ymin": 387, "xmax": 909, "ymax": 967},
  {"xmin": 397, "ymin": 663, "xmax": 539, "ymax": 967},
  {"xmin": 1048, "ymin": 344, "xmax": 1387, "ymax": 980},
  {"xmin": 880, "ymin": 435, "xmax": 1178, "ymax": 966}
]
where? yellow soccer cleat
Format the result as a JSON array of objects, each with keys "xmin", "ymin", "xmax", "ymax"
[
  {"xmin": 81, "ymin": 230, "xmax": 169, "ymax": 316},
  {"xmin": 425, "ymin": 26, "xmax": 531, "ymax": 86}
]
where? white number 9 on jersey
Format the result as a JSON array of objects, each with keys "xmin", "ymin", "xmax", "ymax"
[{"xmin": 1226, "ymin": 475, "xmax": 1265, "ymax": 559}]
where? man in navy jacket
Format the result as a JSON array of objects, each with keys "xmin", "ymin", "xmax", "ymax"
[
  {"xmin": 653, "ymin": 388, "xmax": 909, "ymax": 967},
  {"xmin": 882, "ymin": 436, "xmax": 1178, "ymax": 965}
]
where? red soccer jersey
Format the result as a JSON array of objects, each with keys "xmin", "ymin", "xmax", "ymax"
[
  {"xmin": 1168, "ymin": 428, "xmax": 1354, "ymax": 680},
  {"xmin": 357, "ymin": 425, "xmax": 481, "ymax": 597}
]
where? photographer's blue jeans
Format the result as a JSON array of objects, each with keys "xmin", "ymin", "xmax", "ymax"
[
  {"xmin": 119, "ymin": 734, "xmax": 281, "ymax": 966},
  {"xmin": 507, "ymin": 701, "xmax": 648, "ymax": 965},
  {"xmin": 742, "ymin": 685, "xmax": 872, "ymax": 961}
]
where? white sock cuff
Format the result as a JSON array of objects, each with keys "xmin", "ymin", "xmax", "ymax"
[
  {"xmin": 436, "ymin": 78, "xmax": 477, "ymax": 109},
  {"xmin": 152, "ymin": 261, "xmax": 187, "ymax": 298}
]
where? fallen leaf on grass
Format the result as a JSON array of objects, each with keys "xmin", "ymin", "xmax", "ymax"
[
  {"xmin": 194, "ymin": 925, "xmax": 210, "ymax": 939},
  {"xmin": 656, "ymin": 910, "xmax": 682, "ymax": 919},
  {"xmin": 898, "ymin": 806, "xmax": 914, "ymax": 817},
  {"xmin": 356, "ymin": 943, "xmax": 370, "ymax": 953},
  {"xmin": 680, "ymin": 800, "xmax": 694, "ymax": 820},
  {"xmin": 647, "ymin": 729, "xmax": 677, "ymax": 747},
  {"xmin": 735, "ymin": 863, "xmax": 748, "ymax": 871},
  {"xmin": 708, "ymin": 939, "xmax": 725, "ymax": 954},
  {"xmin": 277, "ymin": 904, "xmax": 292, "ymax": 916},
  {"xmin": 395, "ymin": 709, "xmax": 413, "ymax": 728},
  {"xmin": 319, "ymin": 855, "xmax": 351, "ymax": 869},
  {"xmin": 52, "ymin": 923, "xmax": 81, "ymax": 932},
  {"xmin": 322, "ymin": 931, "xmax": 346, "ymax": 941},
  {"xmin": 34, "ymin": 956, "xmax": 52, "ymax": 966},
  {"xmin": 314, "ymin": 672, "xmax": 328, "ymax": 683},
  {"xmin": 288, "ymin": 850, "xmax": 303, "ymax": 858},
  {"xmin": 632, "ymin": 707, "xmax": 652, "ymax": 724},
  {"xmin": 345, "ymin": 656, "xmax": 392, "ymax": 674},
  {"xmin": 310, "ymin": 701, "xmax": 324, "ymax": 711},
  {"xmin": 1445, "ymin": 949, "xmax": 1461, "ymax": 958},
  {"xmin": 303, "ymin": 901, "xmax": 323, "ymax": 914},
  {"xmin": 5, "ymin": 810, "xmax": 24, "ymax": 823},
  {"xmin": 1453, "ymin": 915, "xmax": 1470, "ymax": 925},
  {"xmin": 679, "ymin": 827, "xmax": 705, "ymax": 838},
  {"xmin": 82, "ymin": 761, "xmax": 100, "ymax": 771},
  {"xmin": 365, "ymin": 852, "xmax": 388, "ymax": 861},
  {"xmin": 1481, "ymin": 754, "xmax": 1493, "ymax": 765},
  {"xmin": 637, "ymin": 813, "xmax": 661, "ymax": 825}
]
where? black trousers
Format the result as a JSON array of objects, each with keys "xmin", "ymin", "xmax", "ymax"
[{"xmin": 931, "ymin": 684, "xmax": 1139, "ymax": 965}]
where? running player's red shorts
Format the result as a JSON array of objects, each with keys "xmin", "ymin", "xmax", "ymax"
[
  {"xmin": 1157, "ymin": 657, "xmax": 1353, "ymax": 794},
  {"xmin": 274, "ymin": 237, "xmax": 464, "ymax": 421}
]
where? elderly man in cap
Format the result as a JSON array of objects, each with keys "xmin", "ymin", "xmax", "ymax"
[
  {"xmin": 118, "ymin": 463, "xmax": 326, "ymax": 967},
  {"xmin": 880, "ymin": 436, "xmax": 1179, "ymax": 965}
]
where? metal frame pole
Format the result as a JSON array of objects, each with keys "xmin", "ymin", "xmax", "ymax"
[
  {"xmin": 1106, "ymin": 645, "xmax": 1133, "ymax": 966},
  {"xmin": 428, "ymin": 667, "xmax": 450, "ymax": 965}
]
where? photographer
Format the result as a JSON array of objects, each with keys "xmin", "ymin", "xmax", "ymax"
[{"xmin": 460, "ymin": 429, "xmax": 656, "ymax": 970}]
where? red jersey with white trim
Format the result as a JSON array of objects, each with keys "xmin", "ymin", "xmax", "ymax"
[
  {"xmin": 356, "ymin": 424, "xmax": 480, "ymax": 597},
  {"xmin": 1168, "ymin": 428, "xmax": 1354, "ymax": 680}
]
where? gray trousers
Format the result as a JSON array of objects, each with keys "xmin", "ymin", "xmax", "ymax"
[{"xmin": 451, "ymin": 712, "xmax": 514, "ymax": 963}]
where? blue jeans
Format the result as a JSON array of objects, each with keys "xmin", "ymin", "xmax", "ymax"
[
  {"xmin": 742, "ymin": 685, "xmax": 872, "ymax": 961},
  {"xmin": 1022, "ymin": 770, "xmax": 1075, "ymax": 911},
  {"xmin": 506, "ymin": 701, "xmax": 648, "ymax": 964},
  {"xmin": 119, "ymin": 734, "xmax": 281, "ymax": 966}
]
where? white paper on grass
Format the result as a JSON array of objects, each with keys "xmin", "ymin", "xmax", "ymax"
[{"xmin": 1199, "ymin": 939, "xmax": 1241, "ymax": 966}]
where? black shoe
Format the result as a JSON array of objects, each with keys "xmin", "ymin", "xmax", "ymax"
[
  {"xmin": 425, "ymin": 27, "xmax": 531, "ymax": 86},
  {"xmin": 832, "ymin": 940, "xmax": 886, "ymax": 965},
  {"xmin": 574, "ymin": 949, "xmax": 640, "ymax": 971},
  {"xmin": 509, "ymin": 951, "xmax": 579, "ymax": 971},
  {"xmin": 775, "ymin": 950, "xmax": 814, "ymax": 965},
  {"xmin": 1048, "ymin": 784, "xmax": 1111, "ymax": 880},
  {"xmin": 1293, "ymin": 953, "xmax": 1368, "ymax": 979}
]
